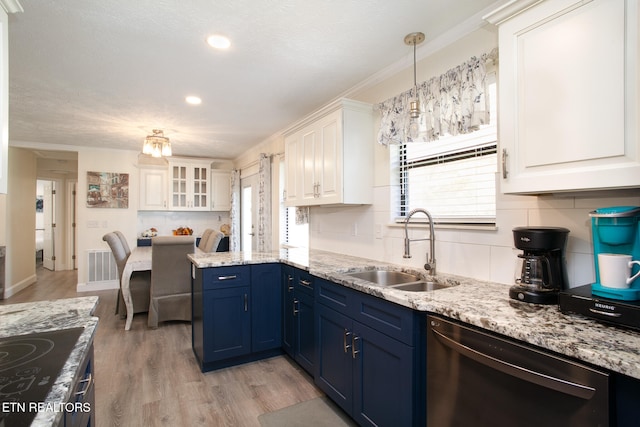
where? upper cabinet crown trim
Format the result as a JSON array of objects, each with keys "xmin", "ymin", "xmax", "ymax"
[
  {"xmin": 283, "ymin": 98, "xmax": 373, "ymax": 137},
  {"xmin": 484, "ymin": 0, "xmax": 546, "ymax": 25},
  {"xmin": 0, "ymin": 0, "xmax": 23, "ymax": 14}
]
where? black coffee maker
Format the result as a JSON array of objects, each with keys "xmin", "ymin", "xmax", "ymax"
[{"xmin": 509, "ymin": 226, "xmax": 570, "ymax": 304}]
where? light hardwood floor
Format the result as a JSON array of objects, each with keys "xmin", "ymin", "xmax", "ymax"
[{"xmin": 1, "ymin": 266, "xmax": 324, "ymax": 426}]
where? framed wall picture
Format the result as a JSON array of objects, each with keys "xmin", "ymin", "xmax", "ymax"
[{"xmin": 86, "ymin": 171, "xmax": 129, "ymax": 208}]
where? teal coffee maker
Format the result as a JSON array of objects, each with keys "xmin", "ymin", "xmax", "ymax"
[{"xmin": 590, "ymin": 206, "xmax": 640, "ymax": 300}]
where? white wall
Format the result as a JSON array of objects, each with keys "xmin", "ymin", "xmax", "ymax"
[
  {"xmin": 5, "ymin": 148, "xmax": 37, "ymax": 296},
  {"xmin": 305, "ymin": 26, "xmax": 640, "ymax": 289}
]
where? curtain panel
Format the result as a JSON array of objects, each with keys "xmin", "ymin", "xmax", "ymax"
[
  {"xmin": 377, "ymin": 49, "xmax": 497, "ymax": 146},
  {"xmin": 229, "ymin": 169, "xmax": 241, "ymax": 251},
  {"xmin": 257, "ymin": 153, "xmax": 272, "ymax": 252}
]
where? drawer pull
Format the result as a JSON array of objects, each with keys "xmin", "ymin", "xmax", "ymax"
[
  {"xmin": 218, "ymin": 275, "xmax": 237, "ymax": 281},
  {"xmin": 343, "ymin": 329, "xmax": 352, "ymax": 353},
  {"xmin": 352, "ymin": 335, "xmax": 360, "ymax": 359},
  {"xmin": 299, "ymin": 279, "xmax": 312, "ymax": 288},
  {"xmin": 74, "ymin": 374, "xmax": 93, "ymax": 397}
]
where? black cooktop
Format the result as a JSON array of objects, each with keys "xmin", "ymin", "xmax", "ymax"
[
  {"xmin": 0, "ymin": 327, "xmax": 84, "ymax": 427},
  {"xmin": 559, "ymin": 284, "xmax": 640, "ymax": 331}
]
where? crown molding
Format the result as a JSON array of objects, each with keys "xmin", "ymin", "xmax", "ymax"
[
  {"xmin": 483, "ymin": 0, "xmax": 545, "ymax": 25},
  {"xmin": 0, "ymin": 0, "xmax": 23, "ymax": 14}
]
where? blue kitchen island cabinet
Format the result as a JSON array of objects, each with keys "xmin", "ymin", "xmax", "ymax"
[
  {"xmin": 282, "ymin": 265, "xmax": 315, "ymax": 374},
  {"xmin": 315, "ymin": 279, "xmax": 424, "ymax": 427},
  {"xmin": 192, "ymin": 264, "xmax": 282, "ymax": 372}
]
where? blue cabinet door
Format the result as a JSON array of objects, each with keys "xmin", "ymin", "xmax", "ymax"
[
  {"xmin": 203, "ymin": 286, "xmax": 251, "ymax": 362},
  {"xmin": 282, "ymin": 266, "xmax": 295, "ymax": 357},
  {"xmin": 352, "ymin": 321, "xmax": 414, "ymax": 427},
  {"xmin": 251, "ymin": 264, "xmax": 282, "ymax": 352},
  {"xmin": 316, "ymin": 304, "xmax": 353, "ymax": 414},
  {"xmin": 295, "ymin": 289, "xmax": 315, "ymax": 373}
]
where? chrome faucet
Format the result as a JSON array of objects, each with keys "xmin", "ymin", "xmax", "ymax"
[{"xmin": 403, "ymin": 208, "xmax": 436, "ymax": 275}]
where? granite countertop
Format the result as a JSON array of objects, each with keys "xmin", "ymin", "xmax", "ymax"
[
  {"xmin": 0, "ymin": 296, "xmax": 99, "ymax": 427},
  {"xmin": 189, "ymin": 248, "xmax": 640, "ymax": 380}
]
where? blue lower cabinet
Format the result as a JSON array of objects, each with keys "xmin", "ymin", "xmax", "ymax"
[
  {"xmin": 315, "ymin": 279, "xmax": 421, "ymax": 427},
  {"xmin": 203, "ymin": 286, "xmax": 251, "ymax": 361},
  {"xmin": 295, "ymin": 289, "xmax": 315, "ymax": 373},
  {"xmin": 192, "ymin": 264, "xmax": 282, "ymax": 372},
  {"xmin": 352, "ymin": 322, "xmax": 413, "ymax": 427},
  {"xmin": 251, "ymin": 263, "xmax": 282, "ymax": 352},
  {"xmin": 316, "ymin": 304, "xmax": 353, "ymax": 409},
  {"xmin": 282, "ymin": 265, "xmax": 316, "ymax": 374}
]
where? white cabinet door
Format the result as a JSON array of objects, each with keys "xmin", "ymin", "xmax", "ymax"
[
  {"xmin": 488, "ymin": 0, "xmax": 640, "ymax": 193},
  {"xmin": 169, "ymin": 160, "xmax": 211, "ymax": 210},
  {"xmin": 302, "ymin": 127, "xmax": 318, "ymax": 202},
  {"xmin": 211, "ymin": 170, "xmax": 231, "ymax": 211},
  {"xmin": 284, "ymin": 98, "xmax": 373, "ymax": 206},
  {"xmin": 315, "ymin": 110, "xmax": 342, "ymax": 204},
  {"xmin": 139, "ymin": 167, "xmax": 168, "ymax": 210},
  {"xmin": 284, "ymin": 132, "xmax": 303, "ymax": 204}
]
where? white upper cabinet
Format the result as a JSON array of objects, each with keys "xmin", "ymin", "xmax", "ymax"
[
  {"xmin": 284, "ymin": 98, "xmax": 374, "ymax": 206},
  {"xmin": 139, "ymin": 165, "xmax": 168, "ymax": 210},
  {"xmin": 168, "ymin": 159, "xmax": 211, "ymax": 211},
  {"xmin": 210, "ymin": 169, "xmax": 231, "ymax": 212},
  {"xmin": 486, "ymin": 0, "xmax": 640, "ymax": 194}
]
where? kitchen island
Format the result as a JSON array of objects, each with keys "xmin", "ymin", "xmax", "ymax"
[
  {"xmin": 0, "ymin": 297, "xmax": 99, "ymax": 427},
  {"xmin": 188, "ymin": 248, "xmax": 640, "ymax": 381}
]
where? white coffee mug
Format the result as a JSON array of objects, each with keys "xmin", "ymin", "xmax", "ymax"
[{"xmin": 598, "ymin": 253, "xmax": 640, "ymax": 289}]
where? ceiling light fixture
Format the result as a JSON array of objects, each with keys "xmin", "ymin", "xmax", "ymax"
[
  {"xmin": 404, "ymin": 32, "xmax": 425, "ymax": 141},
  {"xmin": 186, "ymin": 96, "xmax": 202, "ymax": 105},
  {"xmin": 206, "ymin": 34, "xmax": 231, "ymax": 49},
  {"xmin": 142, "ymin": 129, "xmax": 172, "ymax": 158}
]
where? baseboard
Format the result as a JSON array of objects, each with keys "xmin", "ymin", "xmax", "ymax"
[
  {"xmin": 77, "ymin": 280, "xmax": 118, "ymax": 292},
  {"xmin": 4, "ymin": 274, "xmax": 37, "ymax": 298}
]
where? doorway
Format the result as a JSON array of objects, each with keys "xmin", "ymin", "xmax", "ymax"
[
  {"xmin": 39, "ymin": 180, "xmax": 56, "ymax": 271},
  {"xmin": 241, "ymin": 174, "xmax": 258, "ymax": 251}
]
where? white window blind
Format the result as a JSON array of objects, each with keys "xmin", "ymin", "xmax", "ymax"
[{"xmin": 398, "ymin": 77, "xmax": 497, "ymax": 224}]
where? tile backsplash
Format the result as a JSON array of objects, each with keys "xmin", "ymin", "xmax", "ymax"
[{"xmin": 309, "ymin": 186, "xmax": 640, "ymax": 288}]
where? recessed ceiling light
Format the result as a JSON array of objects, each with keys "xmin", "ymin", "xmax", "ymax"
[
  {"xmin": 186, "ymin": 96, "xmax": 202, "ymax": 105},
  {"xmin": 206, "ymin": 34, "xmax": 231, "ymax": 49}
]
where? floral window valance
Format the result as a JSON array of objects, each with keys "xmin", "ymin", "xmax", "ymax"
[{"xmin": 377, "ymin": 48, "xmax": 498, "ymax": 146}]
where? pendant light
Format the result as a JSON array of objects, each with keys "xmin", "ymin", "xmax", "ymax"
[
  {"xmin": 142, "ymin": 129, "xmax": 172, "ymax": 158},
  {"xmin": 404, "ymin": 32, "xmax": 425, "ymax": 141}
]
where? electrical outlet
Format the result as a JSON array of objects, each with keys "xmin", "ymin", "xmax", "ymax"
[
  {"xmin": 375, "ymin": 224, "xmax": 383, "ymax": 239},
  {"xmin": 351, "ymin": 222, "xmax": 357, "ymax": 236}
]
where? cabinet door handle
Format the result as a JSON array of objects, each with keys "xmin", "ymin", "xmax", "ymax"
[
  {"xmin": 299, "ymin": 279, "xmax": 312, "ymax": 289},
  {"xmin": 218, "ymin": 275, "xmax": 237, "ymax": 281},
  {"xmin": 352, "ymin": 335, "xmax": 360, "ymax": 359},
  {"xmin": 502, "ymin": 148, "xmax": 509, "ymax": 179},
  {"xmin": 244, "ymin": 294, "xmax": 248, "ymax": 312},
  {"xmin": 287, "ymin": 275, "xmax": 294, "ymax": 292},
  {"xmin": 293, "ymin": 299, "xmax": 299, "ymax": 316},
  {"xmin": 74, "ymin": 373, "xmax": 93, "ymax": 397},
  {"xmin": 343, "ymin": 329, "xmax": 352, "ymax": 353}
]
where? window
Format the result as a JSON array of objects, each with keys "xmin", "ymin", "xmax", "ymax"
[{"xmin": 397, "ymin": 75, "xmax": 497, "ymax": 224}]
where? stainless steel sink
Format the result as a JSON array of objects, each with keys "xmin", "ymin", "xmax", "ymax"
[
  {"xmin": 390, "ymin": 281, "xmax": 448, "ymax": 292},
  {"xmin": 345, "ymin": 269, "xmax": 457, "ymax": 292},
  {"xmin": 345, "ymin": 270, "xmax": 421, "ymax": 286}
]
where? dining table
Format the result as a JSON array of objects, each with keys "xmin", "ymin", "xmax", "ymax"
[{"xmin": 121, "ymin": 246, "xmax": 152, "ymax": 330}]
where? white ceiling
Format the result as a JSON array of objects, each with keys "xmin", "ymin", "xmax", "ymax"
[{"xmin": 8, "ymin": 0, "xmax": 503, "ymax": 160}]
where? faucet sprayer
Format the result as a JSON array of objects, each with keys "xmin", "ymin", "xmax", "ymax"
[{"xmin": 403, "ymin": 208, "xmax": 436, "ymax": 275}]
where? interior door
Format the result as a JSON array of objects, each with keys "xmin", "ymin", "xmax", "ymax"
[
  {"xmin": 42, "ymin": 181, "xmax": 56, "ymax": 271},
  {"xmin": 240, "ymin": 174, "xmax": 258, "ymax": 251}
]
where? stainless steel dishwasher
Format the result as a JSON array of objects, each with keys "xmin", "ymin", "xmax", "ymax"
[{"xmin": 427, "ymin": 315, "xmax": 610, "ymax": 427}]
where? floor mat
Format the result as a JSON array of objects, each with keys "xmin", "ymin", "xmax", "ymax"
[{"xmin": 258, "ymin": 396, "xmax": 357, "ymax": 427}]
